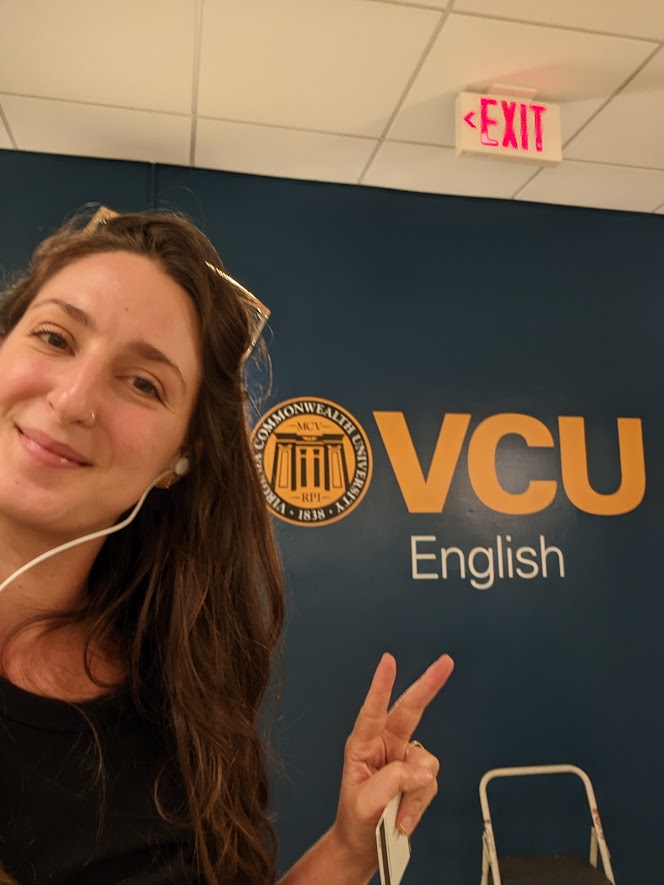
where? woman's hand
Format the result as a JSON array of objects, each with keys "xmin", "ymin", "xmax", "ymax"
[
  {"xmin": 332, "ymin": 652, "xmax": 454, "ymax": 878},
  {"xmin": 278, "ymin": 653, "xmax": 453, "ymax": 885}
]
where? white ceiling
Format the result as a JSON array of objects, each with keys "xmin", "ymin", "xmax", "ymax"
[{"xmin": 2, "ymin": 0, "xmax": 664, "ymax": 214}]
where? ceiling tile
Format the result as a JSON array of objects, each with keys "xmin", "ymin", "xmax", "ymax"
[
  {"xmin": 0, "ymin": 0, "xmax": 195, "ymax": 113},
  {"xmin": 198, "ymin": 0, "xmax": 441, "ymax": 136},
  {"xmin": 517, "ymin": 160, "xmax": 664, "ymax": 212},
  {"xmin": 388, "ymin": 14, "xmax": 657, "ymax": 147},
  {"xmin": 2, "ymin": 96, "xmax": 191, "ymax": 165},
  {"xmin": 363, "ymin": 140, "xmax": 536, "ymax": 197},
  {"xmin": 565, "ymin": 48, "xmax": 664, "ymax": 170},
  {"xmin": 454, "ymin": 0, "xmax": 664, "ymax": 41},
  {"xmin": 196, "ymin": 118, "xmax": 376, "ymax": 183}
]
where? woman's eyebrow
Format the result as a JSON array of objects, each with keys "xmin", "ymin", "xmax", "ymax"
[
  {"xmin": 126, "ymin": 340, "xmax": 186, "ymax": 391},
  {"xmin": 32, "ymin": 297, "xmax": 95, "ymax": 329},
  {"xmin": 29, "ymin": 297, "xmax": 186, "ymax": 391}
]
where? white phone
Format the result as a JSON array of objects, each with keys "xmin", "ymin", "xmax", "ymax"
[{"xmin": 376, "ymin": 792, "xmax": 411, "ymax": 885}]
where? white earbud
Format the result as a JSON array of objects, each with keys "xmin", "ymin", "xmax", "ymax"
[{"xmin": 173, "ymin": 456, "xmax": 190, "ymax": 477}]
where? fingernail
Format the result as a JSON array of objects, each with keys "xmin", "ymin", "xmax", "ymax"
[{"xmin": 399, "ymin": 816, "xmax": 414, "ymax": 836}]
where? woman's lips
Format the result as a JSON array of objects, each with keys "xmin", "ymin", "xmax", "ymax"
[{"xmin": 16, "ymin": 426, "xmax": 93, "ymax": 468}]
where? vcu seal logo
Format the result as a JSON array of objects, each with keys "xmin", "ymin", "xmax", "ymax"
[{"xmin": 251, "ymin": 397, "xmax": 373, "ymax": 525}]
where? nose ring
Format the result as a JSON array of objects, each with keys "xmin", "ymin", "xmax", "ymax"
[{"xmin": 82, "ymin": 409, "xmax": 96, "ymax": 427}]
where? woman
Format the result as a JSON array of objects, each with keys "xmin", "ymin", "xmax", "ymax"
[{"xmin": 0, "ymin": 207, "xmax": 453, "ymax": 883}]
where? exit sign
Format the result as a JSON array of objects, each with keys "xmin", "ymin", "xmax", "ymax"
[{"xmin": 455, "ymin": 91, "xmax": 562, "ymax": 165}]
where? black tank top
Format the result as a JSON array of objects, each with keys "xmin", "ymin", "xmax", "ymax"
[{"xmin": 0, "ymin": 677, "xmax": 196, "ymax": 883}]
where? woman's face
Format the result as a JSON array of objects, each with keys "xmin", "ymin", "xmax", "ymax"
[{"xmin": 0, "ymin": 250, "xmax": 202, "ymax": 539}]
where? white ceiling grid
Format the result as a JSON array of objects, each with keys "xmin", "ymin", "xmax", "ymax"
[
  {"xmin": 0, "ymin": 0, "xmax": 663, "ymax": 214},
  {"xmin": 0, "ymin": 110, "xmax": 12, "ymax": 150}
]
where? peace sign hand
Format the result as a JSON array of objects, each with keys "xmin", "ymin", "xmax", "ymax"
[{"xmin": 332, "ymin": 652, "xmax": 454, "ymax": 879}]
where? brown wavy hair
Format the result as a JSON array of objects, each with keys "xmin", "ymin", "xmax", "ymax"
[{"xmin": 0, "ymin": 209, "xmax": 285, "ymax": 883}]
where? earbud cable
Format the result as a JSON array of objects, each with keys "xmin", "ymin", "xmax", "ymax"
[{"xmin": 0, "ymin": 469, "xmax": 171, "ymax": 595}]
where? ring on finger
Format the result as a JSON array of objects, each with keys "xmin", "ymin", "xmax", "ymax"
[{"xmin": 406, "ymin": 739, "xmax": 425, "ymax": 758}]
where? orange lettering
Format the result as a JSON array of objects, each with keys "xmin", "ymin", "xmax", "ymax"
[
  {"xmin": 373, "ymin": 412, "xmax": 470, "ymax": 513},
  {"xmin": 468, "ymin": 414, "xmax": 556, "ymax": 514},
  {"xmin": 559, "ymin": 417, "xmax": 645, "ymax": 515}
]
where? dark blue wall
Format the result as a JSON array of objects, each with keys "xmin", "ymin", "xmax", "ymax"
[{"xmin": 2, "ymin": 148, "xmax": 662, "ymax": 884}]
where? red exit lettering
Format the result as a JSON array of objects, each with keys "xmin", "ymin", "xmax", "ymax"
[{"xmin": 478, "ymin": 97, "xmax": 546, "ymax": 153}]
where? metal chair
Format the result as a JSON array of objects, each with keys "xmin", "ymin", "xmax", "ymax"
[{"xmin": 479, "ymin": 764, "xmax": 615, "ymax": 884}]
